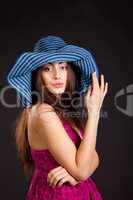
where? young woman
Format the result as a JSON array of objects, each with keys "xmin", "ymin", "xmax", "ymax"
[{"xmin": 6, "ymin": 35, "xmax": 108, "ymax": 200}]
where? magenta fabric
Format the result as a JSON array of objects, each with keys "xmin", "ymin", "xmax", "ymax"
[{"xmin": 26, "ymin": 120, "xmax": 103, "ymax": 200}]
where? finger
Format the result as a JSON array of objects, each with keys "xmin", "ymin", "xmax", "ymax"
[
  {"xmin": 49, "ymin": 174, "xmax": 56, "ymax": 186},
  {"xmin": 92, "ymin": 71, "xmax": 100, "ymax": 93},
  {"xmin": 57, "ymin": 176, "xmax": 69, "ymax": 187},
  {"xmin": 50, "ymin": 172, "xmax": 67, "ymax": 187},
  {"xmin": 47, "ymin": 166, "xmax": 62, "ymax": 182},
  {"xmin": 48, "ymin": 169, "xmax": 66, "ymax": 186},
  {"xmin": 86, "ymin": 85, "xmax": 92, "ymax": 97},
  {"xmin": 103, "ymin": 82, "xmax": 108, "ymax": 96},
  {"xmin": 50, "ymin": 166, "xmax": 63, "ymax": 173},
  {"xmin": 50, "ymin": 167, "xmax": 66, "ymax": 178},
  {"xmin": 52, "ymin": 173, "xmax": 67, "ymax": 188},
  {"xmin": 100, "ymin": 74, "xmax": 104, "ymax": 93},
  {"xmin": 99, "ymin": 82, "xmax": 108, "ymax": 107}
]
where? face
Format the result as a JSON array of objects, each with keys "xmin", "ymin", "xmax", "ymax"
[{"xmin": 40, "ymin": 61, "xmax": 70, "ymax": 97}]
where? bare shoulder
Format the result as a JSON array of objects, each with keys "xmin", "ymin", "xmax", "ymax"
[
  {"xmin": 32, "ymin": 102, "xmax": 60, "ymax": 123},
  {"xmin": 37, "ymin": 102, "xmax": 54, "ymax": 111},
  {"xmin": 27, "ymin": 102, "xmax": 59, "ymax": 149}
]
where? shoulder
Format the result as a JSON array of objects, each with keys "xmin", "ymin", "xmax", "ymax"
[
  {"xmin": 31, "ymin": 102, "xmax": 59, "ymax": 123},
  {"xmin": 36, "ymin": 102, "xmax": 55, "ymax": 112}
]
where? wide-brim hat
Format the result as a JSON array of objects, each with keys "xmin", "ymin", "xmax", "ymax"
[{"xmin": 6, "ymin": 35, "xmax": 99, "ymax": 108}]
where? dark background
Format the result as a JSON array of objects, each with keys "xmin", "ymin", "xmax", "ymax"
[{"xmin": 0, "ymin": 0, "xmax": 133, "ymax": 199}]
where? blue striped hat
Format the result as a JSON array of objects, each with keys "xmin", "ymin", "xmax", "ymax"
[{"xmin": 6, "ymin": 35, "xmax": 99, "ymax": 108}]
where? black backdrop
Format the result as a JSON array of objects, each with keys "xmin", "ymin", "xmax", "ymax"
[{"xmin": 0, "ymin": 1, "xmax": 133, "ymax": 199}]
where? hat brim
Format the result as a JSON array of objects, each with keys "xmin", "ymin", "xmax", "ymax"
[{"xmin": 6, "ymin": 45, "xmax": 99, "ymax": 107}]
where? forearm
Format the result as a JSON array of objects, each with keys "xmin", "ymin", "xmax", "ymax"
[
  {"xmin": 74, "ymin": 149, "xmax": 99, "ymax": 183},
  {"xmin": 83, "ymin": 149, "xmax": 99, "ymax": 180},
  {"xmin": 76, "ymin": 112, "xmax": 100, "ymax": 180}
]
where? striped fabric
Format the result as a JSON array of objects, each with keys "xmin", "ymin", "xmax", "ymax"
[{"xmin": 6, "ymin": 35, "xmax": 99, "ymax": 108}]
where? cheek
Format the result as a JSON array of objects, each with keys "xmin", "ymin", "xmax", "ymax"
[
  {"xmin": 41, "ymin": 73, "xmax": 51, "ymax": 84},
  {"xmin": 63, "ymin": 71, "xmax": 68, "ymax": 81}
]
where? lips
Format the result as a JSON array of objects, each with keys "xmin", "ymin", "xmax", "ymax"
[{"xmin": 52, "ymin": 83, "xmax": 64, "ymax": 88}]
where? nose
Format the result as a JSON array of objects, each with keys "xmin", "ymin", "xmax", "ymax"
[{"xmin": 54, "ymin": 68, "xmax": 61, "ymax": 79}]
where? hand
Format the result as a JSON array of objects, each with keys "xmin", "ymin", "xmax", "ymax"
[
  {"xmin": 47, "ymin": 166, "xmax": 82, "ymax": 188},
  {"xmin": 84, "ymin": 71, "xmax": 108, "ymax": 115}
]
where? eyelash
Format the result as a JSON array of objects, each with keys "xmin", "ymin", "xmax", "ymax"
[
  {"xmin": 43, "ymin": 67, "xmax": 49, "ymax": 72},
  {"xmin": 61, "ymin": 66, "xmax": 67, "ymax": 69},
  {"xmin": 44, "ymin": 66, "xmax": 67, "ymax": 71}
]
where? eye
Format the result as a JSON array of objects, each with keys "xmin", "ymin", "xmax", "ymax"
[
  {"xmin": 43, "ymin": 67, "xmax": 50, "ymax": 72},
  {"xmin": 60, "ymin": 65, "xmax": 68, "ymax": 69}
]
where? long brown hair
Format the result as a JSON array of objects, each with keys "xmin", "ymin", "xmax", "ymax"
[{"xmin": 14, "ymin": 61, "xmax": 88, "ymax": 178}]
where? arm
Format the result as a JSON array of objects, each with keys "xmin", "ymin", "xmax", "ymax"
[
  {"xmin": 75, "ymin": 113, "xmax": 100, "ymax": 180},
  {"xmin": 46, "ymin": 148, "xmax": 99, "ymax": 188},
  {"xmin": 31, "ymin": 103, "xmax": 100, "ymax": 181},
  {"xmin": 82, "ymin": 149, "xmax": 99, "ymax": 180},
  {"xmin": 73, "ymin": 149, "xmax": 99, "ymax": 184}
]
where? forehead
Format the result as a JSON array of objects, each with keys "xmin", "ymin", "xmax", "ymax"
[
  {"xmin": 46, "ymin": 61, "xmax": 68, "ymax": 65},
  {"xmin": 41, "ymin": 61, "xmax": 72, "ymax": 70}
]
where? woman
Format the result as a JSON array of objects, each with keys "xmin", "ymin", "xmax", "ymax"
[{"xmin": 6, "ymin": 35, "xmax": 108, "ymax": 199}]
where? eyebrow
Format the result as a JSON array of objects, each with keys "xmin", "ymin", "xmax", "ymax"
[{"xmin": 48, "ymin": 62, "xmax": 66, "ymax": 65}]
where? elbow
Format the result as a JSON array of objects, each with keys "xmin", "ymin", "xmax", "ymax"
[
  {"xmin": 95, "ymin": 153, "xmax": 100, "ymax": 170},
  {"xmin": 76, "ymin": 173, "xmax": 87, "ymax": 182},
  {"xmin": 73, "ymin": 172, "xmax": 86, "ymax": 182},
  {"xmin": 72, "ymin": 169, "xmax": 88, "ymax": 182},
  {"xmin": 81, "ymin": 156, "xmax": 100, "ymax": 181},
  {"xmin": 80, "ymin": 170, "xmax": 91, "ymax": 181},
  {"xmin": 78, "ymin": 169, "xmax": 91, "ymax": 181}
]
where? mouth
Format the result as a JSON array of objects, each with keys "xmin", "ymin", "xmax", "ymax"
[{"xmin": 52, "ymin": 83, "xmax": 64, "ymax": 88}]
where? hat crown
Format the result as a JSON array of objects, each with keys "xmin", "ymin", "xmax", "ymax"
[{"xmin": 33, "ymin": 35, "xmax": 67, "ymax": 53}]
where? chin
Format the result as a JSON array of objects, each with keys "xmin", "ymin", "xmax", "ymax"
[{"xmin": 48, "ymin": 87, "xmax": 65, "ymax": 95}]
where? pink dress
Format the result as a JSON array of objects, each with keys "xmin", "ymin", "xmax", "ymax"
[{"xmin": 26, "ymin": 120, "xmax": 103, "ymax": 200}]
